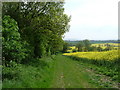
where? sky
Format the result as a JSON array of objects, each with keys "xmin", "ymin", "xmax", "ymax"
[{"xmin": 63, "ymin": 0, "xmax": 119, "ymax": 40}]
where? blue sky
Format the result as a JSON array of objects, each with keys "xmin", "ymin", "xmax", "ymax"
[{"xmin": 63, "ymin": 0, "xmax": 119, "ymax": 40}]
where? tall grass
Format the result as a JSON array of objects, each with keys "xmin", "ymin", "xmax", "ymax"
[{"xmin": 2, "ymin": 56, "xmax": 55, "ymax": 88}]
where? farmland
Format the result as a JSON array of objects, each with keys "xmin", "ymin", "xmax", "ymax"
[
  {"xmin": 66, "ymin": 43, "xmax": 119, "ymax": 53},
  {"xmin": 91, "ymin": 43, "xmax": 119, "ymax": 49},
  {"xmin": 57, "ymin": 40, "xmax": 119, "ymax": 88},
  {"xmin": 63, "ymin": 50, "xmax": 118, "ymax": 61},
  {"xmin": 63, "ymin": 50, "xmax": 119, "ymax": 85},
  {"xmin": 2, "ymin": 1, "xmax": 119, "ymax": 89}
]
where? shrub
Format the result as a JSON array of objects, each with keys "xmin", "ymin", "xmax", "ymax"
[{"xmin": 2, "ymin": 15, "xmax": 28, "ymax": 65}]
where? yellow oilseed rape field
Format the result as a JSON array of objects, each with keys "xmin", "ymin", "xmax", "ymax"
[{"xmin": 63, "ymin": 50, "xmax": 119, "ymax": 61}]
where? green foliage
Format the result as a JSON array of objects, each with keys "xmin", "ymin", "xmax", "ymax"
[
  {"xmin": 76, "ymin": 41, "xmax": 85, "ymax": 52},
  {"xmin": 72, "ymin": 49, "xmax": 77, "ymax": 52},
  {"xmin": 88, "ymin": 46, "xmax": 97, "ymax": 51},
  {"xmin": 3, "ymin": 2, "xmax": 70, "ymax": 57},
  {"xmin": 83, "ymin": 39, "xmax": 91, "ymax": 51},
  {"xmin": 76, "ymin": 39, "xmax": 91, "ymax": 52},
  {"xmin": 2, "ymin": 15, "xmax": 28, "ymax": 65},
  {"xmin": 2, "ymin": 56, "xmax": 55, "ymax": 88},
  {"xmin": 97, "ymin": 46, "xmax": 103, "ymax": 52},
  {"xmin": 75, "ymin": 40, "xmax": 116, "ymax": 52},
  {"xmin": 104, "ymin": 43, "xmax": 114, "ymax": 51},
  {"xmin": 62, "ymin": 42, "xmax": 69, "ymax": 53},
  {"xmin": 2, "ymin": 2, "xmax": 71, "ymax": 88},
  {"xmin": 2, "ymin": 1, "xmax": 71, "ymax": 60}
]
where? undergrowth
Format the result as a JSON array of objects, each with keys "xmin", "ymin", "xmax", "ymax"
[{"xmin": 2, "ymin": 56, "xmax": 55, "ymax": 88}]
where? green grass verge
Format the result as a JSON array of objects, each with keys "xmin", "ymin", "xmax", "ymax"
[
  {"xmin": 2, "ymin": 56, "xmax": 55, "ymax": 88},
  {"xmin": 64, "ymin": 55, "xmax": 118, "ymax": 88}
]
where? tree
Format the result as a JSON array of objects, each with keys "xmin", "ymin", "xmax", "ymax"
[
  {"xmin": 62, "ymin": 42, "xmax": 69, "ymax": 53},
  {"xmin": 83, "ymin": 39, "xmax": 91, "ymax": 51},
  {"xmin": 97, "ymin": 45, "xmax": 103, "ymax": 52},
  {"xmin": 2, "ymin": 1, "xmax": 70, "ymax": 58},
  {"xmin": 88, "ymin": 46, "xmax": 97, "ymax": 51},
  {"xmin": 2, "ymin": 15, "xmax": 28, "ymax": 65},
  {"xmin": 76, "ymin": 41, "xmax": 85, "ymax": 52},
  {"xmin": 104, "ymin": 44, "xmax": 113, "ymax": 51}
]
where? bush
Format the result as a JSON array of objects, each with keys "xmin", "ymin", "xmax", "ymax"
[
  {"xmin": 72, "ymin": 49, "xmax": 77, "ymax": 52},
  {"xmin": 2, "ymin": 15, "xmax": 28, "ymax": 65},
  {"xmin": 2, "ymin": 57, "xmax": 55, "ymax": 88}
]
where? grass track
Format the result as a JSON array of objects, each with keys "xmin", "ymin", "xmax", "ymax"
[{"xmin": 50, "ymin": 54, "xmax": 97, "ymax": 88}]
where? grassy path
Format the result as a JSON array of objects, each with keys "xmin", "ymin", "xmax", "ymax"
[{"xmin": 50, "ymin": 55, "xmax": 97, "ymax": 88}]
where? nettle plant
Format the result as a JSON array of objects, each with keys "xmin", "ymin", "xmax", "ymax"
[{"xmin": 2, "ymin": 15, "xmax": 28, "ymax": 65}]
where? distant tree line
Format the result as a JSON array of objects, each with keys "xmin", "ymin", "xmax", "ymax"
[
  {"xmin": 63, "ymin": 39, "xmax": 117, "ymax": 53},
  {"xmin": 76, "ymin": 40, "xmax": 117, "ymax": 52},
  {"xmin": 90, "ymin": 40, "xmax": 119, "ymax": 44}
]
